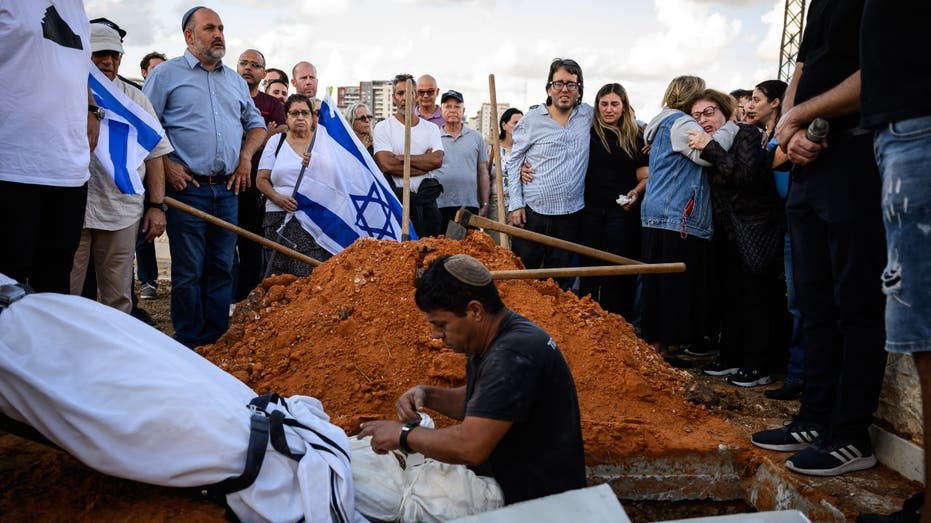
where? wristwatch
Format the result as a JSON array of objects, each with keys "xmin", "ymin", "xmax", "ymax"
[
  {"xmin": 149, "ymin": 200, "xmax": 168, "ymax": 212},
  {"xmin": 88, "ymin": 105, "xmax": 105, "ymax": 120},
  {"xmin": 399, "ymin": 421, "xmax": 419, "ymax": 453}
]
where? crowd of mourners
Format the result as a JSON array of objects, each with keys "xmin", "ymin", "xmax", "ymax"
[{"xmin": 2, "ymin": 1, "xmax": 929, "ymax": 521}]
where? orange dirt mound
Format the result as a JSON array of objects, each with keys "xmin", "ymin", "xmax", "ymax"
[{"xmin": 200, "ymin": 231, "xmax": 746, "ymax": 462}]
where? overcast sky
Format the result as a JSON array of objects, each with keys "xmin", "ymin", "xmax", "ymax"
[{"xmin": 88, "ymin": 0, "xmax": 787, "ymax": 116}]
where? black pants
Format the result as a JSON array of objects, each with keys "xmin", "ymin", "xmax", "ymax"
[
  {"xmin": 578, "ymin": 205, "xmax": 640, "ymax": 318},
  {"xmin": 511, "ymin": 207, "xmax": 581, "ymax": 288},
  {"xmin": 0, "ymin": 180, "xmax": 87, "ymax": 293},
  {"xmin": 789, "ymin": 139, "xmax": 887, "ymax": 442},
  {"xmin": 714, "ymin": 234, "xmax": 788, "ymax": 370},
  {"xmin": 235, "ymin": 188, "xmax": 265, "ymax": 301}
]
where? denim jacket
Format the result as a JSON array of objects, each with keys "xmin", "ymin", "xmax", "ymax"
[{"xmin": 640, "ymin": 109, "xmax": 738, "ymax": 240}]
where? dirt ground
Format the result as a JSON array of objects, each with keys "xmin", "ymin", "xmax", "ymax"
[{"xmin": 0, "ymin": 254, "xmax": 919, "ymax": 522}]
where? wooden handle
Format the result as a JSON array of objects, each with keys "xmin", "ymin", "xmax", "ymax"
[
  {"xmin": 487, "ymin": 74, "xmax": 509, "ymax": 248},
  {"xmin": 401, "ymin": 78, "xmax": 413, "ymax": 241},
  {"xmin": 491, "ymin": 263, "xmax": 686, "ymax": 280},
  {"xmin": 164, "ymin": 196, "xmax": 321, "ymax": 267},
  {"xmin": 459, "ymin": 210, "xmax": 643, "ymax": 266}
]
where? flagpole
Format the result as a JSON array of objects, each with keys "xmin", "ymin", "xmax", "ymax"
[
  {"xmin": 401, "ymin": 78, "xmax": 413, "ymax": 241},
  {"xmin": 488, "ymin": 74, "xmax": 509, "ymax": 250},
  {"xmin": 263, "ymin": 116, "xmax": 319, "ymax": 278}
]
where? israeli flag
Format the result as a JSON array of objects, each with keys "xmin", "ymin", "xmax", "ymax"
[
  {"xmin": 87, "ymin": 65, "xmax": 165, "ymax": 195},
  {"xmin": 291, "ymin": 93, "xmax": 414, "ymax": 255}
]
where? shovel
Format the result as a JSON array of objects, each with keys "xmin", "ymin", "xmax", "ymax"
[{"xmin": 445, "ymin": 207, "xmax": 677, "ymax": 269}]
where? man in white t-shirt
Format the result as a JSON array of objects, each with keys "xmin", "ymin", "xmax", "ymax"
[
  {"xmin": 69, "ymin": 20, "xmax": 173, "ymax": 314},
  {"xmin": 0, "ymin": 0, "xmax": 99, "ymax": 293},
  {"xmin": 373, "ymin": 74, "xmax": 445, "ymax": 237}
]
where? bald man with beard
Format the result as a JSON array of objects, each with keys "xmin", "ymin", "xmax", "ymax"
[{"xmin": 235, "ymin": 48, "xmax": 285, "ymax": 300}]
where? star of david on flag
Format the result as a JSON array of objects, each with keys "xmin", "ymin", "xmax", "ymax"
[{"xmin": 290, "ymin": 93, "xmax": 414, "ymax": 255}]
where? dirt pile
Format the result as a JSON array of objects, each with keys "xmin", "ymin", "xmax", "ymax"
[{"xmin": 201, "ymin": 231, "xmax": 745, "ymax": 462}]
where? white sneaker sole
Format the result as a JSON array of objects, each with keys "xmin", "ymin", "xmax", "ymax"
[
  {"xmin": 785, "ymin": 454, "xmax": 877, "ymax": 476},
  {"xmin": 729, "ymin": 375, "xmax": 773, "ymax": 387}
]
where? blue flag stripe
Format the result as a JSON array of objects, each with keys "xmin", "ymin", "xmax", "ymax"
[
  {"xmin": 88, "ymin": 73, "xmax": 161, "ymax": 150},
  {"xmin": 107, "ymin": 120, "xmax": 135, "ymax": 194},
  {"xmin": 318, "ymin": 101, "xmax": 409, "ymax": 234},
  {"xmin": 295, "ymin": 193, "xmax": 360, "ymax": 249}
]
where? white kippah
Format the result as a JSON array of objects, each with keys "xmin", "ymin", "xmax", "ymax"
[{"xmin": 443, "ymin": 255, "xmax": 492, "ymax": 286}]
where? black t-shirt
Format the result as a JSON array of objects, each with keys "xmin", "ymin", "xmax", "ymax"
[
  {"xmin": 465, "ymin": 310, "xmax": 586, "ymax": 505},
  {"xmin": 794, "ymin": 0, "xmax": 863, "ymax": 130},
  {"xmin": 860, "ymin": 0, "xmax": 931, "ymax": 128},
  {"xmin": 584, "ymin": 127, "xmax": 648, "ymax": 208}
]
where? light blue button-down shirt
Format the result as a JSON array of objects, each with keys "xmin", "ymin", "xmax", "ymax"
[
  {"xmin": 505, "ymin": 102, "xmax": 593, "ymax": 215},
  {"xmin": 143, "ymin": 49, "xmax": 265, "ymax": 176}
]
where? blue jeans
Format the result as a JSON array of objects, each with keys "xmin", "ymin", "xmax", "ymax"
[
  {"xmin": 784, "ymin": 232, "xmax": 805, "ymax": 383},
  {"xmin": 166, "ymin": 182, "xmax": 238, "ymax": 348},
  {"xmin": 875, "ymin": 115, "xmax": 931, "ymax": 353}
]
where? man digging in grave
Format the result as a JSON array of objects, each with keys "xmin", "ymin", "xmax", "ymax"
[{"xmin": 358, "ymin": 254, "xmax": 587, "ymax": 505}]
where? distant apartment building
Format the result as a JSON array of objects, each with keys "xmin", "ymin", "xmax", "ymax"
[
  {"xmin": 467, "ymin": 102, "xmax": 510, "ymax": 142},
  {"xmin": 337, "ymin": 86, "xmax": 361, "ymax": 109}
]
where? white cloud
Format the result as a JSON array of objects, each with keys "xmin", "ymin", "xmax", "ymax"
[{"xmin": 756, "ymin": 0, "xmax": 784, "ymax": 60}]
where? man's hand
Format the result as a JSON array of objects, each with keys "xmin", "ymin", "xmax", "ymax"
[
  {"xmin": 396, "ymin": 386, "xmax": 426, "ymax": 422},
  {"xmin": 520, "ymin": 161, "xmax": 534, "ymax": 183},
  {"xmin": 267, "ymin": 121, "xmax": 287, "ymax": 138},
  {"xmin": 785, "ymin": 129, "xmax": 825, "ymax": 166},
  {"xmin": 141, "ymin": 207, "xmax": 166, "ymax": 241},
  {"xmin": 357, "ymin": 420, "xmax": 404, "ymax": 455},
  {"xmin": 508, "ymin": 208, "xmax": 526, "ymax": 228},
  {"xmin": 774, "ymin": 106, "xmax": 805, "ymax": 153},
  {"xmin": 227, "ymin": 158, "xmax": 252, "ymax": 194},
  {"xmin": 87, "ymin": 115, "xmax": 100, "ymax": 152},
  {"xmin": 164, "ymin": 157, "xmax": 197, "ymax": 191},
  {"xmin": 686, "ymin": 130, "xmax": 712, "ymax": 150}
]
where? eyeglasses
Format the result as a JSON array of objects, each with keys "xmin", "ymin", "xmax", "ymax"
[
  {"xmin": 356, "ymin": 115, "xmax": 373, "ymax": 122},
  {"xmin": 288, "ymin": 109, "xmax": 318, "ymax": 118},
  {"xmin": 416, "ymin": 89, "xmax": 436, "ymax": 97},
  {"xmin": 547, "ymin": 81, "xmax": 580, "ymax": 92},
  {"xmin": 691, "ymin": 106, "xmax": 719, "ymax": 120},
  {"xmin": 237, "ymin": 59, "xmax": 264, "ymax": 69}
]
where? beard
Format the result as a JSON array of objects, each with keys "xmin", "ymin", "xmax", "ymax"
[{"xmin": 193, "ymin": 37, "xmax": 225, "ymax": 62}]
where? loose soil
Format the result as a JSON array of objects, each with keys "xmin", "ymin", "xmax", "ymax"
[{"xmin": 0, "ymin": 232, "xmax": 917, "ymax": 521}]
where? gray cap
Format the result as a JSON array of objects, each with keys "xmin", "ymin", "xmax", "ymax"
[{"xmin": 90, "ymin": 23, "xmax": 123, "ymax": 54}]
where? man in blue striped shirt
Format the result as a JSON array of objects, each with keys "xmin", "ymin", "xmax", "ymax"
[
  {"xmin": 506, "ymin": 59, "xmax": 592, "ymax": 282},
  {"xmin": 143, "ymin": 6, "xmax": 266, "ymax": 348}
]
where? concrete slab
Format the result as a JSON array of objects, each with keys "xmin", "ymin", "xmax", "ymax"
[
  {"xmin": 449, "ymin": 484, "xmax": 630, "ymax": 523},
  {"xmin": 659, "ymin": 510, "xmax": 810, "ymax": 523}
]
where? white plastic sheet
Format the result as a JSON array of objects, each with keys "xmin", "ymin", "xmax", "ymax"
[{"xmin": 0, "ymin": 277, "xmax": 366, "ymax": 523}]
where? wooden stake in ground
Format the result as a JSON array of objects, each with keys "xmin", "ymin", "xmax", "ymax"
[
  {"xmin": 401, "ymin": 78, "xmax": 413, "ymax": 241},
  {"xmin": 487, "ymin": 74, "xmax": 509, "ymax": 249}
]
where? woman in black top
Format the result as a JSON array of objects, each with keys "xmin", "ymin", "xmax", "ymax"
[
  {"xmin": 578, "ymin": 83, "xmax": 648, "ymax": 318},
  {"xmin": 687, "ymin": 89, "xmax": 787, "ymax": 387}
]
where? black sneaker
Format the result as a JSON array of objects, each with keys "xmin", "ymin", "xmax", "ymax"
[
  {"xmin": 764, "ymin": 381, "xmax": 803, "ymax": 400},
  {"xmin": 857, "ymin": 492, "xmax": 923, "ymax": 523},
  {"xmin": 683, "ymin": 345, "xmax": 719, "ymax": 358},
  {"xmin": 702, "ymin": 359, "xmax": 739, "ymax": 376},
  {"xmin": 751, "ymin": 420, "xmax": 823, "ymax": 451},
  {"xmin": 131, "ymin": 306, "xmax": 157, "ymax": 326},
  {"xmin": 728, "ymin": 368, "xmax": 773, "ymax": 387},
  {"xmin": 785, "ymin": 438, "xmax": 877, "ymax": 476}
]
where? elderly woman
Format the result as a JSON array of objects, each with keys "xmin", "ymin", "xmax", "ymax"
[
  {"xmin": 687, "ymin": 89, "xmax": 787, "ymax": 387},
  {"xmin": 639, "ymin": 76, "xmax": 738, "ymax": 362},
  {"xmin": 345, "ymin": 102, "xmax": 375, "ymax": 154},
  {"xmin": 578, "ymin": 83, "xmax": 647, "ymax": 318},
  {"xmin": 256, "ymin": 94, "xmax": 332, "ymax": 276}
]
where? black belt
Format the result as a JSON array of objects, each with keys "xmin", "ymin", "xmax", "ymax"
[{"xmin": 191, "ymin": 173, "xmax": 231, "ymax": 184}]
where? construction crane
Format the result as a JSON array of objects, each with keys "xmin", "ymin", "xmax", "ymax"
[{"xmin": 778, "ymin": 0, "xmax": 806, "ymax": 82}]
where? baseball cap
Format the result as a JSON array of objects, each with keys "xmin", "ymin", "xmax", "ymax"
[
  {"xmin": 441, "ymin": 90, "xmax": 464, "ymax": 103},
  {"xmin": 90, "ymin": 20, "xmax": 124, "ymax": 54}
]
